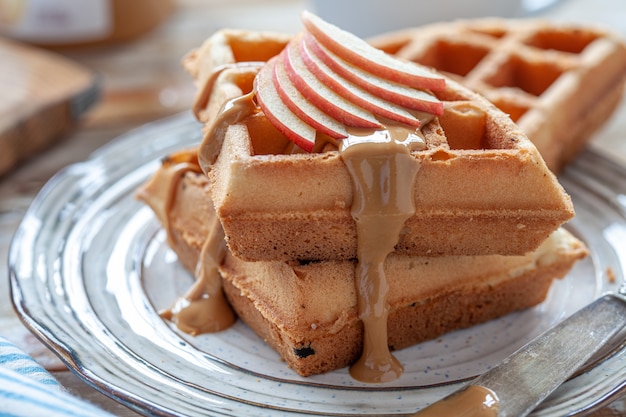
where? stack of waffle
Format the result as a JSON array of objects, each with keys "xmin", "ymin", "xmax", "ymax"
[{"xmin": 138, "ymin": 15, "xmax": 599, "ymax": 378}]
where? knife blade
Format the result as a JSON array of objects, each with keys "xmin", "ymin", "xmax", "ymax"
[{"xmin": 410, "ymin": 293, "xmax": 626, "ymax": 417}]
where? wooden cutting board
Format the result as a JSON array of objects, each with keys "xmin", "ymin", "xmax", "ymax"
[{"xmin": 0, "ymin": 38, "xmax": 99, "ymax": 176}]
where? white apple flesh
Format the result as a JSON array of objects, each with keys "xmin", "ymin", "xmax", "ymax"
[
  {"xmin": 272, "ymin": 53, "xmax": 348, "ymax": 140},
  {"xmin": 301, "ymin": 10, "xmax": 445, "ymax": 92},
  {"xmin": 298, "ymin": 36, "xmax": 423, "ymax": 126},
  {"xmin": 303, "ymin": 33, "xmax": 443, "ymax": 116},
  {"xmin": 255, "ymin": 57, "xmax": 317, "ymax": 151},
  {"xmin": 253, "ymin": 12, "xmax": 446, "ymax": 152},
  {"xmin": 282, "ymin": 37, "xmax": 382, "ymax": 129}
]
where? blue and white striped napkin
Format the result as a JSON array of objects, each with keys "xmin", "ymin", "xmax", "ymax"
[{"xmin": 0, "ymin": 336, "xmax": 116, "ymax": 417}]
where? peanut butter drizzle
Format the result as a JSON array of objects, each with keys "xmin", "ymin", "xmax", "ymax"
[
  {"xmin": 160, "ymin": 212, "xmax": 235, "ymax": 335},
  {"xmin": 192, "ymin": 62, "xmax": 264, "ymax": 120},
  {"xmin": 410, "ymin": 385, "xmax": 499, "ymax": 417},
  {"xmin": 136, "ymin": 150, "xmax": 235, "ymax": 334},
  {"xmin": 340, "ymin": 126, "xmax": 425, "ymax": 383},
  {"xmin": 136, "ymin": 150, "xmax": 200, "ymax": 248},
  {"xmin": 198, "ymin": 92, "xmax": 258, "ymax": 171},
  {"xmin": 157, "ymin": 91, "xmax": 264, "ymax": 333}
]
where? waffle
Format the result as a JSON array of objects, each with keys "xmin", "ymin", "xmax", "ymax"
[
  {"xmin": 184, "ymin": 28, "xmax": 574, "ymax": 262},
  {"xmin": 222, "ymin": 228, "xmax": 585, "ymax": 376},
  {"xmin": 369, "ymin": 18, "xmax": 626, "ymax": 173},
  {"xmin": 137, "ymin": 16, "xmax": 589, "ymax": 379},
  {"xmin": 138, "ymin": 155, "xmax": 587, "ymax": 377}
]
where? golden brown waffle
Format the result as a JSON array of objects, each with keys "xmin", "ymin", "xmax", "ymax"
[
  {"xmin": 137, "ymin": 19, "xmax": 592, "ymax": 379},
  {"xmin": 221, "ymin": 228, "xmax": 586, "ymax": 376},
  {"xmin": 184, "ymin": 29, "xmax": 574, "ymax": 262},
  {"xmin": 139, "ymin": 159, "xmax": 587, "ymax": 377},
  {"xmin": 369, "ymin": 18, "xmax": 626, "ymax": 173}
]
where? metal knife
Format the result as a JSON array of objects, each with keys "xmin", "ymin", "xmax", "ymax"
[{"xmin": 411, "ymin": 290, "xmax": 626, "ymax": 417}]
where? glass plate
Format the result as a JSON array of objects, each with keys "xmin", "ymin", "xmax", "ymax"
[{"xmin": 9, "ymin": 112, "xmax": 626, "ymax": 416}]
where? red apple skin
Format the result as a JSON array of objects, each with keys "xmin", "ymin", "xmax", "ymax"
[
  {"xmin": 255, "ymin": 57, "xmax": 317, "ymax": 151},
  {"xmin": 301, "ymin": 11, "xmax": 445, "ymax": 92},
  {"xmin": 272, "ymin": 53, "xmax": 348, "ymax": 140},
  {"xmin": 282, "ymin": 37, "xmax": 381, "ymax": 129},
  {"xmin": 303, "ymin": 33, "xmax": 444, "ymax": 116},
  {"xmin": 253, "ymin": 14, "xmax": 447, "ymax": 153},
  {"xmin": 298, "ymin": 36, "xmax": 423, "ymax": 127}
]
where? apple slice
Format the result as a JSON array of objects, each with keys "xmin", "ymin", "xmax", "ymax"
[
  {"xmin": 301, "ymin": 11, "xmax": 445, "ymax": 91},
  {"xmin": 273, "ymin": 53, "xmax": 348, "ymax": 140},
  {"xmin": 282, "ymin": 37, "xmax": 381, "ymax": 129},
  {"xmin": 298, "ymin": 36, "xmax": 423, "ymax": 127},
  {"xmin": 303, "ymin": 33, "xmax": 443, "ymax": 116},
  {"xmin": 255, "ymin": 57, "xmax": 317, "ymax": 151}
]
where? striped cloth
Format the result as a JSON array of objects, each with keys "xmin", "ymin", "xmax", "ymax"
[{"xmin": 0, "ymin": 336, "xmax": 115, "ymax": 417}]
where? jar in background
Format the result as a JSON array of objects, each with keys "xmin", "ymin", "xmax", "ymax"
[{"xmin": 0, "ymin": 0, "xmax": 174, "ymax": 48}]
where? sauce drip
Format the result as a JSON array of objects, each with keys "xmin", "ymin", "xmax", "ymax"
[
  {"xmin": 160, "ymin": 212, "xmax": 235, "ymax": 334},
  {"xmin": 136, "ymin": 150, "xmax": 235, "ymax": 334},
  {"xmin": 193, "ymin": 62, "xmax": 263, "ymax": 120},
  {"xmin": 136, "ymin": 151, "xmax": 199, "ymax": 248},
  {"xmin": 140, "ymin": 92, "xmax": 259, "ymax": 335},
  {"xmin": 159, "ymin": 89, "xmax": 257, "ymax": 335},
  {"xmin": 340, "ymin": 128, "xmax": 424, "ymax": 383},
  {"xmin": 156, "ymin": 91, "xmax": 263, "ymax": 333},
  {"xmin": 410, "ymin": 385, "xmax": 500, "ymax": 417},
  {"xmin": 198, "ymin": 92, "xmax": 258, "ymax": 172}
]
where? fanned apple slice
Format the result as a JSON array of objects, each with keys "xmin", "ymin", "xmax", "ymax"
[
  {"xmin": 298, "ymin": 36, "xmax": 423, "ymax": 127},
  {"xmin": 273, "ymin": 53, "xmax": 348, "ymax": 140},
  {"xmin": 301, "ymin": 10, "xmax": 445, "ymax": 91},
  {"xmin": 255, "ymin": 57, "xmax": 317, "ymax": 151},
  {"xmin": 282, "ymin": 38, "xmax": 381, "ymax": 129},
  {"xmin": 303, "ymin": 33, "xmax": 443, "ymax": 116}
]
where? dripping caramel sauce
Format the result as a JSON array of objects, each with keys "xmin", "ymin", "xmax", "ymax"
[
  {"xmin": 159, "ymin": 211, "xmax": 236, "ymax": 335},
  {"xmin": 136, "ymin": 150, "xmax": 236, "ymax": 335},
  {"xmin": 341, "ymin": 126, "xmax": 425, "ymax": 383}
]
